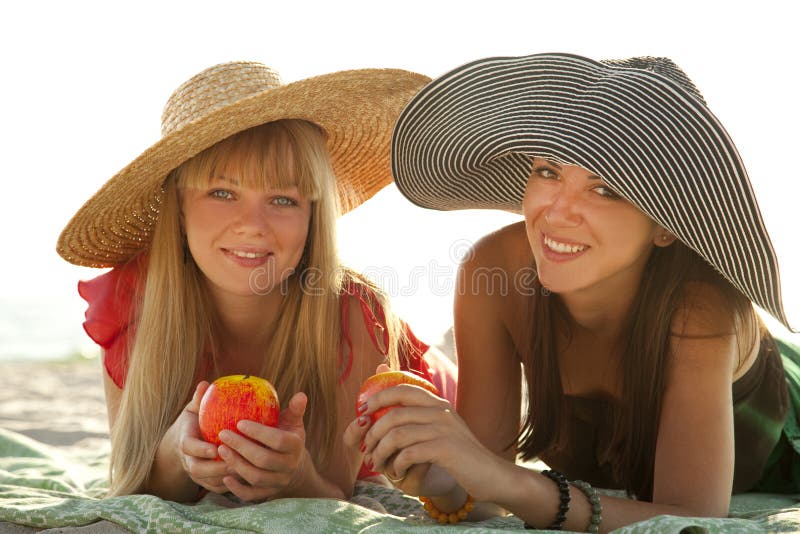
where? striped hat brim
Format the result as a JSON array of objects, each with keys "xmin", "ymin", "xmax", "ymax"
[{"xmin": 392, "ymin": 52, "xmax": 791, "ymax": 330}]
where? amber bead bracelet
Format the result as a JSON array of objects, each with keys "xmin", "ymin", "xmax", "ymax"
[{"xmin": 419, "ymin": 494, "xmax": 474, "ymax": 524}]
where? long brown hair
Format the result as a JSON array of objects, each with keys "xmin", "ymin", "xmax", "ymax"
[{"xmin": 517, "ymin": 240, "xmax": 757, "ymax": 500}]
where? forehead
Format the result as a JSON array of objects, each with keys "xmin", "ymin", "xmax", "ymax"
[{"xmin": 533, "ymin": 158, "xmax": 602, "ymax": 181}]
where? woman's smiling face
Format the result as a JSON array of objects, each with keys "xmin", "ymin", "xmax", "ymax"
[
  {"xmin": 523, "ymin": 158, "xmax": 664, "ymax": 297},
  {"xmin": 181, "ymin": 174, "xmax": 311, "ymax": 300}
]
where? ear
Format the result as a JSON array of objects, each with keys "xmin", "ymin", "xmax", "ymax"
[{"xmin": 653, "ymin": 227, "xmax": 677, "ymax": 248}]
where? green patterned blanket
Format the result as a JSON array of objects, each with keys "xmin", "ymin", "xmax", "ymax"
[{"xmin": 1, "ymin": 427, "xmax": 799, "ymax": 533}]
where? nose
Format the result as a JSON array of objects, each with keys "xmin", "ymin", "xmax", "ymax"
[
  {"xmin": 542, "ymin": 187, "xmax": 582, "ymax": 227},
  {"xmin": 233, "ymin": 199, "xmax": 271, "ymax": 237}
]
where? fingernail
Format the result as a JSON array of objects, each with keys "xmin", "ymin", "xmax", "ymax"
[
  {"xmin": 360, "ymin": 442, "xmax": 366, "ymax": 453},
  {"xmin": 365, "ymin": 459, "xmax": 373, "ymax": 471},
  {"xmin": 357, "ymin": 415, "xmax": 369, "ymax": 427},
  {"xmin": 218, "ymin": 446, "xmax": 229, "ymax": 459},
  {"xmin": 357, "ymin": 402, "xmax": 368, "ymax": 414}
]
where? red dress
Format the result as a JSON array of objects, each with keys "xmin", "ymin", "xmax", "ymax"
[{"xmin": 78, "ymin": 258, "xmax": 457, "ymax": 479}]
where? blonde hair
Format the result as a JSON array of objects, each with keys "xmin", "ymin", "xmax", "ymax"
[{"xmin": 108, "ymin": 120, "xmax": 402, "ymax": 496}]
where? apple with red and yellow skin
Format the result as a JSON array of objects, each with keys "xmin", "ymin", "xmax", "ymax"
[
  {"xmin": 198, "ymin": 374, "xmax": 280, "ymax": 450},
  {"xmin": 357, "ymin": 370, "xmax": 438, "ymax": 422}
]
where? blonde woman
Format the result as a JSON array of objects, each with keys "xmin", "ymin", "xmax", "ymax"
[{"xmin": 57, "ymin": 62, "xmax": 454, "ymax": 503}]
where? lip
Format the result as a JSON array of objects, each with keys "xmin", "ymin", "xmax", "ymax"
[
  {"xmin": 222, "ymin": 247, "xmax": 273, "ymax": 267},
  {"xmin": 540, "ymin": 232, "xmax": 589, "ymax": 263}
]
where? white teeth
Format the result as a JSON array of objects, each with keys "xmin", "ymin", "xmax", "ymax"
[
  {"xmin": 544, "ymin": 235, "xmax": 587, "ymax": 254},
  {"xmin": 231, "ymin": 250, "xmax": 267, "ymax": 259}
]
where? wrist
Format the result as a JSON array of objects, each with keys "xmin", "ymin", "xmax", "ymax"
[
  {"xmin": 427, "ymin": 484, "xmax": 469, "ymax": 513},
  {"xmin": 420, "ymin": 487, "xmax": 474, "ymax": 524}
]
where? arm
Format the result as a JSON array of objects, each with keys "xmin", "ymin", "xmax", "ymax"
[
  {"xmin": 360, "ymin": 246, "xmax": 744, "ymax": 531},
  {"xmin": 102, "ymin": 360, "xmax": 229, "ymax": 501},
  {"xmin": 216, "ymin": 293, "xmax": 389, "ymax": 501},
  {"xmin": 358, "ymin": 230, "xmax": 526, "ymax": 515}
]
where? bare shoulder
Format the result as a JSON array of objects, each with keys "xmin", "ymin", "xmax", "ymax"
[
  {"xmin": 671, "ymin": 281, "xmax": 737, "ymax": 338},
  {"xmin": 456, "ymin": 220, "xmax": 531, "ymax": 346},
  {"xmin": 464, "ymin": 220, "xmax": 531, "ymax": 273},
  {"xmin": 668, "ymin": 281, "xmax": 755, "ymax": 379}
]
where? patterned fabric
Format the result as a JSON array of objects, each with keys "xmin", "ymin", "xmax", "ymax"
[{"xmin": 1, "ymin": 428, "xmax": 799, "ymax": 533}]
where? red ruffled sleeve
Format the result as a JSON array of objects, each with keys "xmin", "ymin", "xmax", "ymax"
[{"xmin": 77, "ymin": 258, "xmax": 142, "ymax": 389}]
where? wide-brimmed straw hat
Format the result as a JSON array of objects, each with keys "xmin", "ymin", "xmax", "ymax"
[
  {"xmin": 58, "ymin": 61, "xmax": 430, "ymax": 268},
  {"xmin": 392, "ymin": 52, "xmax": 791, "ymax": 329}
]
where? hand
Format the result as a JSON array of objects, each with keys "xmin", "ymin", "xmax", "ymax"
[
  {"xmin": 216, "ymin": 392, "xmax": 311, "ymax": 502},
  {"xmin": 173, "ymin": 381, "xmax": 231, "ymax": 494},
  {"xmin": 361, "ymin": 382, "xmax": 504, "ymax": 502}
]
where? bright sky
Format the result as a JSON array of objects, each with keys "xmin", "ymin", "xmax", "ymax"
[{"xmin": 2, "ymin": 1, "xmax": 798, "ymax": 344}]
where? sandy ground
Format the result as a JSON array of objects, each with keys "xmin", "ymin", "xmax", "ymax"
[
  {"xmin": 0, "ymin": 358, "xmax": 110, "ymax": 456},
  {"xmin": 0, "ymin": 358, "xmax": 126, "ymax": 534}
]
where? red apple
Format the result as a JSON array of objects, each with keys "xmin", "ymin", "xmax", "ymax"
[
  {"xmin": 198, "ymin": 374, "xmax": 280, "ymax": 449},
  {"xmin": 357, "ymin": 370, "xmax": 439, "ymax": 422}
]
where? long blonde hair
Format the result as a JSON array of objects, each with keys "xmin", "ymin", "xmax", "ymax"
[{"xmin": 108, "ymin": 120, "xmax": 402, "ymax": 496}]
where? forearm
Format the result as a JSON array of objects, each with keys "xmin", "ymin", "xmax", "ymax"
[
  {"xmin": 283, "ymin": 449, "xmax": 346, "ymax": 500},
  {"xmin": 498, "ymin": 465, "xmax": 724, "ymax": 533},
  {"xmin": 143, "ymin": 430, "xmax": 198, "ymax": 502}
]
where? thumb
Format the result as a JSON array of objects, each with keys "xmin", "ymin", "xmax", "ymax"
[
  {"xmin": 186, "ymin": 381, "xmax": 210, "ymax": 414},
  {"xmin": 279, "ymin": 392, "xmax": 308, "ymax": 434}
]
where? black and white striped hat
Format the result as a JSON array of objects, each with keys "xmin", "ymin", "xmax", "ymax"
[{"xmin": 392, "ymin": 53, "xmax": 791, "ymax": 329}]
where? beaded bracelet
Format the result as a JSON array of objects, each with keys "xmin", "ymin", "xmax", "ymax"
[
  {"xmin": 419, "ymin": 494, "xmax": 474, "ymax": 524},
  {"xmin": 572, "ymin": 480, "xmax": 603, "ymax": 533},
  {"xmin": 541, "ymin": 469, "xmax": 570, "ymax": 530}
]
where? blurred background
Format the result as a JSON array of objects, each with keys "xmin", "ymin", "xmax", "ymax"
[{"xmin": 1, "ymin": 0, "xmax": 798, "ymax": 366}]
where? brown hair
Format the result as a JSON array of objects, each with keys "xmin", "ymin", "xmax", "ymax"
[{"xmin": 516, "ymin": 240, "xmax": 757, "ymax": 500}]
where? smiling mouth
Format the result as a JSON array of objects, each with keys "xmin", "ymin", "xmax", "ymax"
[
  {"xmin": 543, "ymin": 234, "xmax": 588, "ymax": 254},
  {"xmin": 223, "ymin": 248, "xmax": 271, "ymax": 259}
]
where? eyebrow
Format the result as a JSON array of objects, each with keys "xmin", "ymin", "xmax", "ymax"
[
  {"xmin": 542, "ymin": 160, "xmax": 602, "ymax": 181},
  {"xmin": 214, "ymin": 175, "xmax": 241, "ymax": 186}
]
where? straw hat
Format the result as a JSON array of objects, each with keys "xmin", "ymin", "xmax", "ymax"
[
  {"xmin": 391, "ymin": 53, "xmax": 791, "ymax": 329},
  {"xmin": 57, "ymin": 61, "xmax": 430, "ymax": 268}
]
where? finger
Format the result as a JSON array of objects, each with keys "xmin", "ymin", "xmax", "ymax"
[
  {"xmin": 223, "ymin": 474, "xmax": 274, "ymax": 503},
  {"xmin": 375, "ymin": 363, "xmax": 391, "ymax": 374},
  {"xmin": 343, "ymin": 414, "xmax": 372, "ymax": 451},
  {"xmin": 361, "ymin": 384, "xmax": 447, "ymax": 419},
  {"xmin": 181, "ymin": 434, "xmax": 218, "ymax": 460},
  {"xmin": 279, "ymin": 392, "xmax": 308, "ymax": 434},
  {"xmin": 235, "ymin": 420, "xmax": 304, "ymax": 455},
  {"xmin": 370, "ymin": 423, "xmax": 443, "ymax": 471},
  {"xmin": 185, "ymin": 456, "xmax": 232, "ymax": 487},
  {"xmin": 364, "ymin": 404, "xmax": 458, "ymax": 453},
  {"xmin": 186, "ymin": 381, "xmax": 210, "ymax": 414},
  {"xmin": 219, "ymin": 428, "xmax": 300, "ymax": 476}
]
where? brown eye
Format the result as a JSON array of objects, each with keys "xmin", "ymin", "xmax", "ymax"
[
  {"xmin": 533, "ymin": 167, "xmax": 558, "ymax": 180},
  {"xmin": 594, "ymin": 186, "xmax": 621, "ymax": 200}
]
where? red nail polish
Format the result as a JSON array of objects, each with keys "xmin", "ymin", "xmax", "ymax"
[
  {"xmin": 360, "ymin": 442, "xmax": 366, "ymax": 453},
  {"xmin": 358, "ymin": 415, "xmax": 368, "ymax": 427},
  {"xmin": 357, "ymin": 402, "xmax": 368, "ymax": 414}
]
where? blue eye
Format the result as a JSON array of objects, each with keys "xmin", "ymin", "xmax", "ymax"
[
  {"xmin": 272, "ymin": 196, "xmax": 298, "ymax": 207},
  {"xmin": 210, "ymin": 189, "xmax": 234, "ymax": 200}
]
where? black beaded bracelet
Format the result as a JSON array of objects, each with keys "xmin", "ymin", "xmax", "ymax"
[{"xmin": 534, "ymin": 469, "xmax": 570, "ymax": 530}]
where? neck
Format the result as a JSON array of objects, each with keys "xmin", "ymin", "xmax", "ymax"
[
  {"xmin": 557, "ymin": 263, "xmax": 646, "ymax": 342},
  {"xmin": 209, "ymin": 287, "xmax": 284, "ymax": 361}
]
